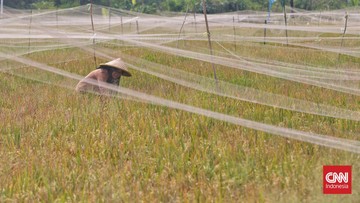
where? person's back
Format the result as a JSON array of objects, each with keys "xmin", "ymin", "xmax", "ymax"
[
  {"xmin": 75, "ymin": 68, "xmax": 109, "ymax": 93},
  {"xmin": 75, "ymin": 58, "xmax": 131, "ymax": 94}
]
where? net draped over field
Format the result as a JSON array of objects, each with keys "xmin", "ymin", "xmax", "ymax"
[{"xmin": 1, "ymin": 5, "xmax": 360, "ymax": 154}]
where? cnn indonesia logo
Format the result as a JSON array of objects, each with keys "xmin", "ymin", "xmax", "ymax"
[{"xmin": 323, "ymin": 165, "xmax": 352, "ymax": 194}]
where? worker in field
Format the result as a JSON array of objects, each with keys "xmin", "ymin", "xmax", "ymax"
[{"xmin": 75, "ymin": 58, "xmax": 131, "ymax": 94}]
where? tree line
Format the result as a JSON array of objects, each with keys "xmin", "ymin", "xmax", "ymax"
[{"xmin": 3, "ymin": 0, "xmax": 359, "ymax": 14}]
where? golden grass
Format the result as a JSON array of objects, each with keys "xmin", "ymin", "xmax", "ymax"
[{"xmin": 1, "ymin": 35, "xmax": 359, "ymax": 202}]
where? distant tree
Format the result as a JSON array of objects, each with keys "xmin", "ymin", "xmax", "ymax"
[
  {"xmin": 55, "ymin": 0, "xmax": 61, "ymax": 7},
  {"xmin": 2, "ymin": 0, "xmax": 358, "ymax": 12},
  {"xmin": 4, "ymin": 0, "xmax": 34, "ymax": 9},
  {"xmin": 295, "ymin": 0, "xmax": 348, "ymax": 10},
  {"xmin": 351, "ymin": 0, "xmax": 359, "ymax": 6}
]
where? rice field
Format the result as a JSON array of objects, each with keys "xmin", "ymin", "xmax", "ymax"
[{"xmin": 0, "ymin": 5, "xmax": 360, "ymax": 202}]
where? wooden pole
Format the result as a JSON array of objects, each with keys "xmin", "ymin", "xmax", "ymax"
[
  {"xmin": 283, "ymin": 7, "xmax": 289, "ymax": 46},
  {"xmin": 90, "ymin": 1, "xmax": 97, "ymax": 67},
  {"xmin": 264, "ymin": 20, "xmax": 267, "ymax": 45},
  {"xmin": 56, "ymin": 8, "xmax": 58, "ymax": 31},
  {"xmin": 193, "ymin": 2, "xmax": 197, "ymax": 33},
  {"xmin": 340, "ymin": 13, "xmax": 348, "ymax": 48},
  {"xmin": 177, "ymin": 6, "xmax": 189, "ymax": 48},
  {"xmin": 233, "ymin": 16, "xmax": 236, "ymax": 52},
  {"xmin": 108, "ymin": 0, "xmax": 111, "ymax": 32},
  {"xmin": 202, "ymin": 0, "xmax": 218, "ymax": 83},
  {"xmin": 56, "ymin": 8, "xmax": 59, "ymax": 45},
  {"xmin": 109, "ymin": 8, "xmax": 111, "ymax": 32},
  {"xmin": 338, "ymin": 13, "xmax": 349, "ymax": 64},
  {"xmin": 90, "ymin": 2, "xmax": 95, "ymax": 33},
  {"xmin": 136, "ymin": 20, "xmax": 139, "ymax": 34},
  {"xmin": 121, "ymin": 16, "xmax": 124, "ymax": 35},
  {"xmin": 0, "ymin": 0, "xmax": 3, "ymax": 18},
  {"xmin": 28, "ymin": 9, "xmax": 33, "ymax": 53}
]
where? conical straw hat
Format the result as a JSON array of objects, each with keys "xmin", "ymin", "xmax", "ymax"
[{"xmin": 99, "ymin": 58, "xmax": 131, "ymax": 77}]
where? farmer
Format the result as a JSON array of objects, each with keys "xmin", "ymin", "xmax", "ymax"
[{"xmin": 75, "ymin": 58, "xmax": 131, "ymax": 94}]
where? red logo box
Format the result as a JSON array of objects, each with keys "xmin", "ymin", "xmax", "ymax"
[{"xmin": 323, "ymin": 165, "xmax": 352, "ymax": 194}]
